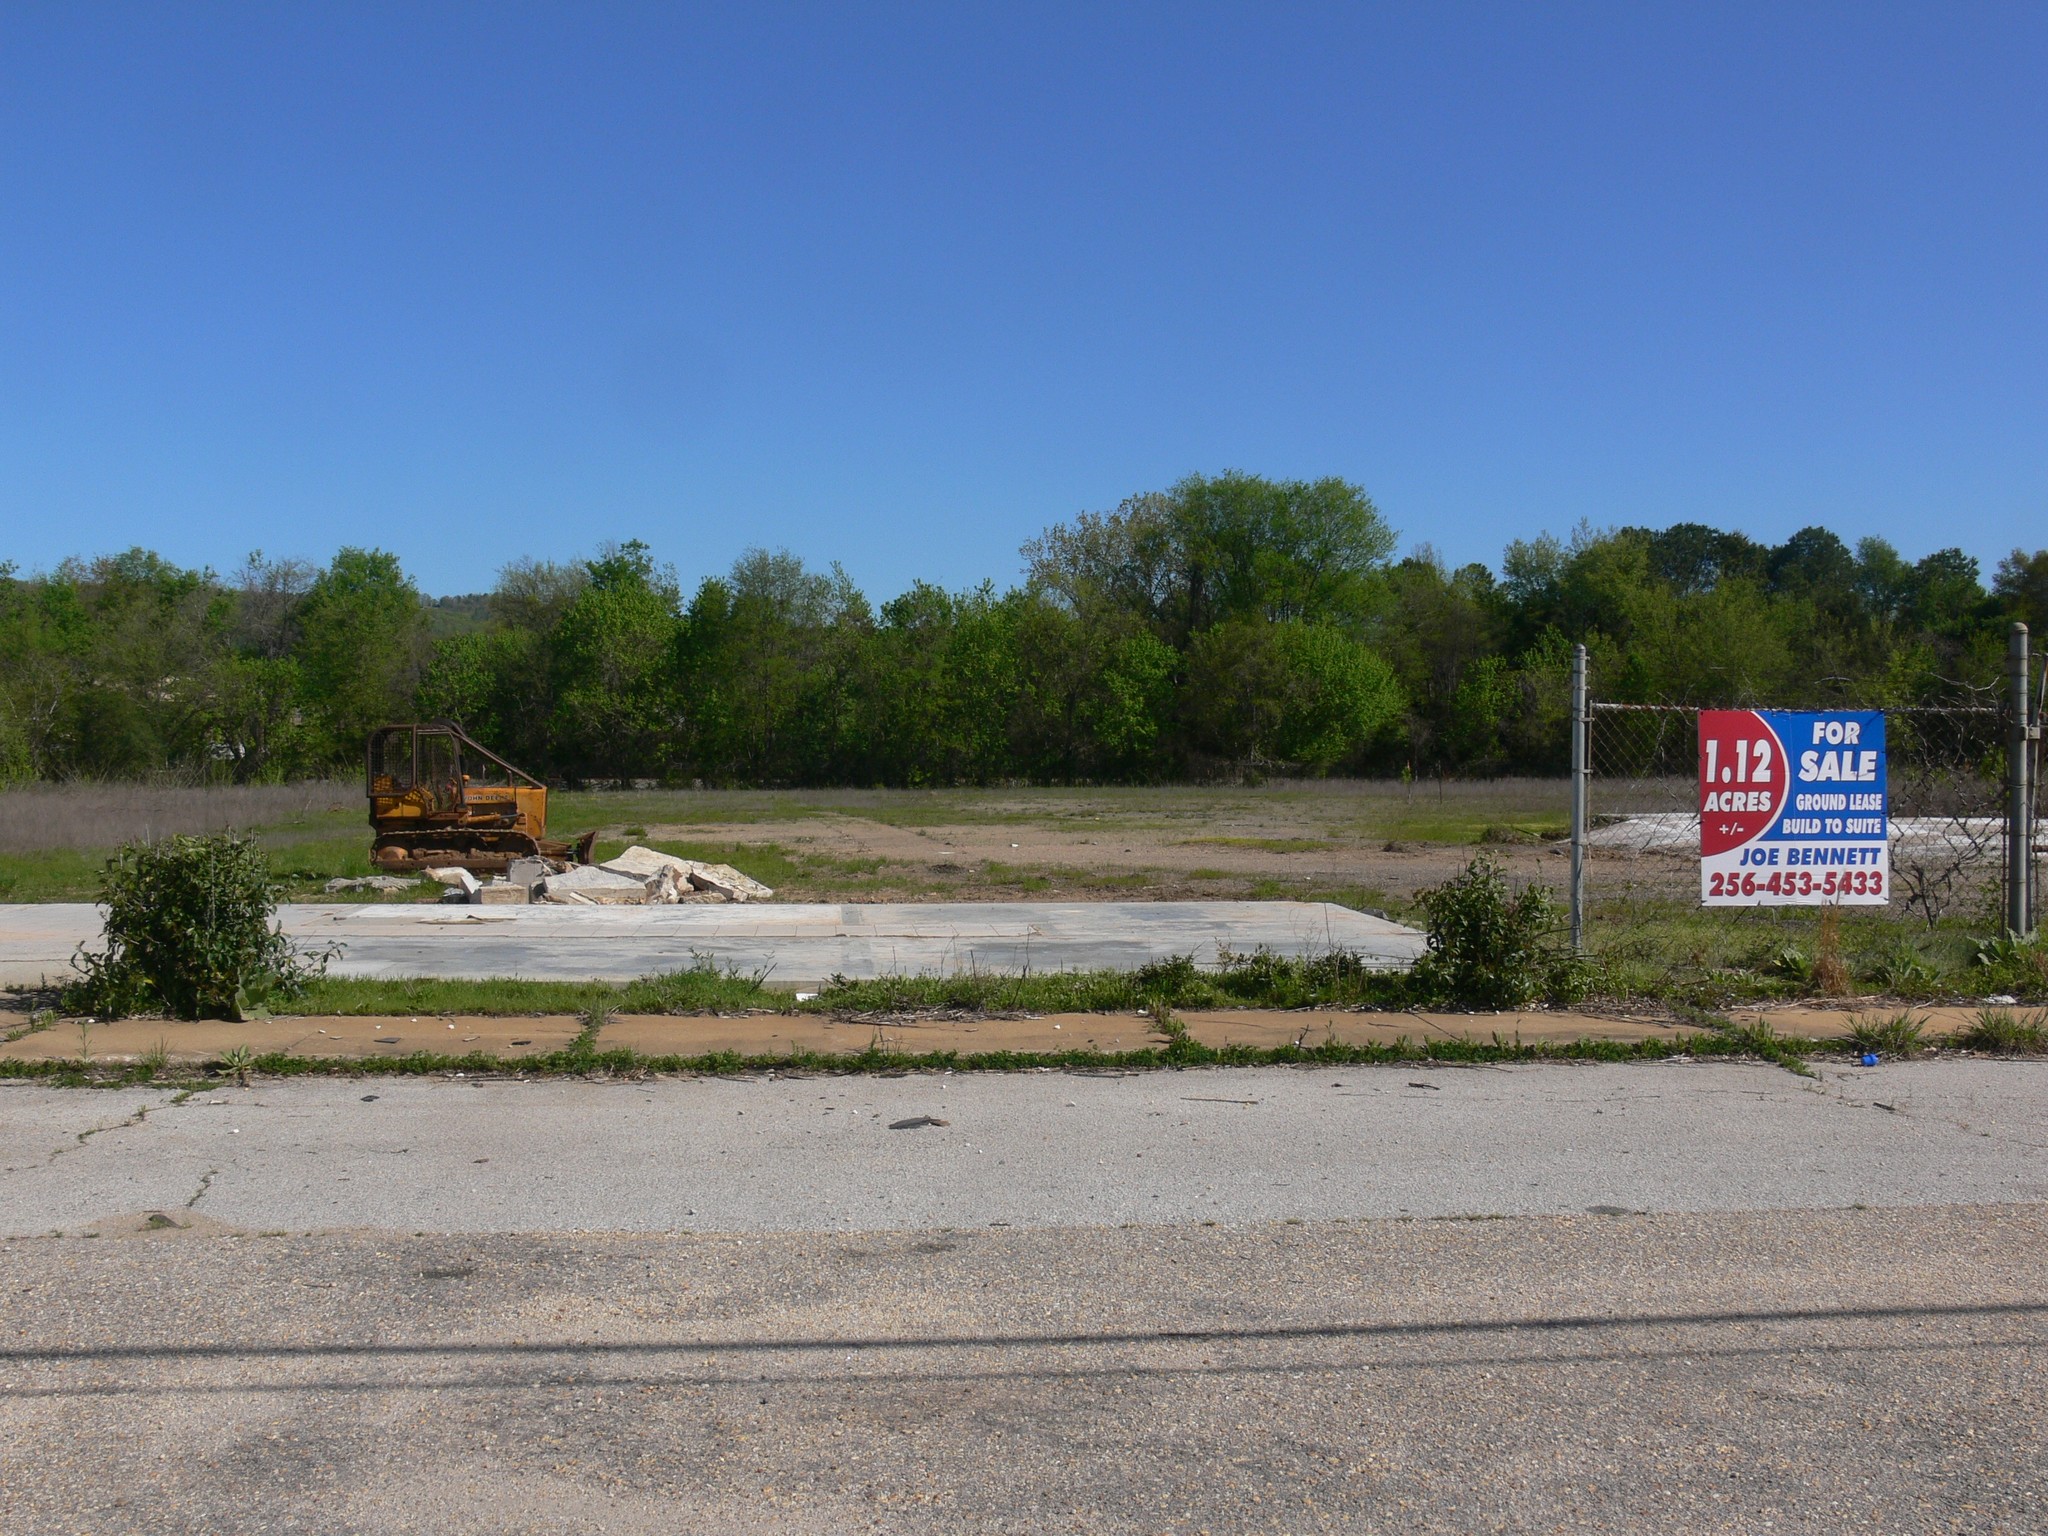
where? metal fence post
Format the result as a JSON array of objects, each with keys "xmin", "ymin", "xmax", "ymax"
[
  {"xmin": 1569, "ymin": 643, "xmax": 1589, "ymax": 952},
  {"xmin": 2012, "ymin": 623, "xmax": 2035, "ymax": 937}
]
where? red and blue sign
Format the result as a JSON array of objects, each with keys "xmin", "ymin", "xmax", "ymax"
[{"xmin": 1699, "ymin": 710, "xmax": 1888, "ymax": 905}]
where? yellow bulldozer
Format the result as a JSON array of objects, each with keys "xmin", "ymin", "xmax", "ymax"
[{"xmin": 365, "ymin": 722, "xmax": 597, "ymax": 874}]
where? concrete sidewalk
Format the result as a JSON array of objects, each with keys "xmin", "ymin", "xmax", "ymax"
[
  {"xmin": 0, "ymin": 1001, "xmax": 1999, "ymax": 1064},
  {"xmin": 0, "ymin": 898, "xmax": 1425, "ymax": 988}
]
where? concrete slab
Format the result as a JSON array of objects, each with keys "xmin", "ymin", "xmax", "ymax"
[
  {"xmin": 0, "ymin": 900, "xmax": 1425, "ymax": 988},
  {"xmin": 0, "ymin": 1015, "xmax": 583, "ymax": 1062}
]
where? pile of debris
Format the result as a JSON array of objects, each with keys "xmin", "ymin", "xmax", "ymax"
[
  {"xmin": 324, "ymin": 875, "xmax": 421, "ymax": 895},
  {"xmin": 426, "ymin": 845, "xmax": 774, "ymax": 907}
]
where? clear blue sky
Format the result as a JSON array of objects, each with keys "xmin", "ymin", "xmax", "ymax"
[{"xmin": 2, "ymin": 2, "xmax": 2042, "ymax": 598}]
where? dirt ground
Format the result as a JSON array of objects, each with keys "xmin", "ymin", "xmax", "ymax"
[
  {"xmin": 0, "ymin": 777, "xmax": 1610, "ymax": 907},
  {"xmin": 612, "ymin": 780, "xmax": 1577, "ymax": 906}
]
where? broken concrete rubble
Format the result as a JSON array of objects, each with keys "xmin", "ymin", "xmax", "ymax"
[
  {"xmin": 537, "ymin": 863, "xmax": 652, "ymax": 905},
  {"xmin": 525, "ymin": 844, "xmax": 776, "ymax": 905},
  {"xmin": 506, "ymin": 857, "xmax": 553, "ymax": 890},
  {"xmin": 323, "ymin": 875, "xmax": 418, "ymax": 894},
  {"xmin": 687, "ymin": 863, "xmax": 772, "ymax": 902},
  {"xmin": 599, "ymin": 845, "xmax": 693, "ymax": 880}
]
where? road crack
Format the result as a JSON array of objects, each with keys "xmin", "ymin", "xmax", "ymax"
[
  {"xmin": 46, "ymin": 1099, "xmax": 161, "ymax": 1165},
  {"xmin": 186, "ymin": 1168, "xmax": 218, "ymax": 1209}
]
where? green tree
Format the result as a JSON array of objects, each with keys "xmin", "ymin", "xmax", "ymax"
[
  {"xmin": 293, "ymin": 548, "xmax": 426, "ymax": 763},
  {"xmin": 1995, "ymin": 548, "xmax": 2048, "ymax": 635},
  {"xmin": 1023, "ymin": 471, "xmax": 1396, "ymax": 644},
  {"xmin": 1368, "ymin": 551, "xmax": 1502, "ymax": 770},
  {"xmin": 1082, "ymin": 629, "xmax": 1178, "ymax": 776},
  {"xmin": 1183, "ymin": 620, "xmax": 1401, "ymax": 772},
  {"xmin": 1610, "ymin": 578, "xmax": 1796, "ymax": 704},
  {"xmin": 1267, "ymin": 623, "xmax": 1404, "ymax": 769},
  {"xmin": 937, "ymin": 588, "xmax": 1023, "ymax": 783},
  {"xmin": 549, "ymin": 541, "xmax": 681, "ymax": 781}
]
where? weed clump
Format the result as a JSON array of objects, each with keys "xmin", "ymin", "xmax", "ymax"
[
  {"xmin": 66, "ymin": 833, "xmax": 332, "ymax": 1021},
  {"xmin": 1972, "ymin": 933, "xmax": 2048, "ymax": 1000},
  {"xmin": 1861, "ymin": 942, "xmax": 1937, "ymax": 996},
  {"xmin": 217, "ymin": 1042, "xmax": 256, "ymax": 1085},
  {"xmin": 1703, "ymin": 1015, "xmax": 1815, "ymax": 1075},
  {"xmin": 1132, "ymin": 953, "xmax": 1205, "ymax": 1004},
  {"xmin": 1956, "ymin": 1008, "xmax": 2048, "ymax": 1055},
  {"xmin": 1411, "ymin": 855, "xmax": 1581, "ymax": 1009},
  {"xmin": 1812, "ymin": 907, "xmax": 1850, "ymax": 996},
  {"xmin": 1843, "ymin": 1012, "xmax": 1927, "ymax": 1057}
]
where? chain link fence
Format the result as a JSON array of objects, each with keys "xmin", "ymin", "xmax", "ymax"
[
  {"xmin": 1561, "ymin": 626, "xmax": 2041, "ymax": 991},
  {"xmin": 1581, "ymin": 699, "xmax": 2026, "ymax": 933}
]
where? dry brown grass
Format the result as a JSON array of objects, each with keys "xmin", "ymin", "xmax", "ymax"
[{"xmin": 0, "ymin": 781, "xmax": 357, "ymax": 853}]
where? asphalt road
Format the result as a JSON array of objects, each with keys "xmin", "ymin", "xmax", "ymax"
[
  {"xmin": 4, "ymin": 1060, "xmax": 2046, "ymax": 1234},
  {"xmin": 3, "ymin": 1061, "xmax": 2045, "ymax": 1533}
]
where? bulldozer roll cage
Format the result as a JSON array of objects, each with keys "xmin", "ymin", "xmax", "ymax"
[{"xmin": 365, "ymin": 722, "xmax": 595, "ymax": 875}]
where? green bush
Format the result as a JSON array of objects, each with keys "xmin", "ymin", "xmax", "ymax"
[
  {"xmin": 67, "ymin": 833, "xmax": 331, "ymax": 1021},
  {"xmin": 1411, "ymin": 854, "xmax": 1580, "ymax": 1009}
]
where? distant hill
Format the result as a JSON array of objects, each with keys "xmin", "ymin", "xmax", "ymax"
[{"xmin": 424, "ymin": 593, "xmax": 493, "ymax": 638}]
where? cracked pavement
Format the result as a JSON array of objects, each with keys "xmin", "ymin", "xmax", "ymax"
[
  {"xmin": 3, "ymin": 1060, "xmax": 2045, "ymax": 1234},
  {"xmin": 2, "ymin": 1061, "xmax": 2045, "ymax": 1533}
]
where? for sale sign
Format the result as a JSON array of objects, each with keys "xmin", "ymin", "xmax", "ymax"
[{"xmin": 1699, "ymin": 710, "xmax": 1888, "ymax": 905}]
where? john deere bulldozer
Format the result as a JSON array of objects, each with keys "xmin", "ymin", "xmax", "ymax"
[{"xmin": 366, "ymin": 722, "xmax": 596, "ymax": 874}]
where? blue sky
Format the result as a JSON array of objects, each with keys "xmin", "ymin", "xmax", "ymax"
[{"xmin": 2, "ymin": 2, "xmax": 2042, "ymax": 597}]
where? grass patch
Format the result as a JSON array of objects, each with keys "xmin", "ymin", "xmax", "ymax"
[
  {"xmin": 0, "ymin": 848, "xmax": 116, "ymax": 903},
  {"xmin": 284, "ymin": 967, "xmax": 783, "ymax": 1018},
  {"xmin": 1249, "ymin": 877, "xmax": 1331, "ymax": 900},
  {"xmin": 269, "ymin": 948, "xmax": 1429, "ymax": 1022},
  {"xmin": 0, "ymin": 783, "xmax": 386, "ymax": 903},
  {"xmin": 1477, "ymin": 821, "xmax": 1570, "ymax": 845},
  {"xmin": 0, "ymin": 779, "xmax": 359, "ymax": 854},
  {"xmin": 805, "ymin": 853, "xmax": 890, "ymax": 877},
  {"xmin": 810, "ymin": 949, "xmax": 1418, "ymax": 1015},
  {"xmin": 0, "ymin": 1026, "xmax": 1813, "ymax": 1088},
  {"xmin": 1579, "ymin": 897, "xmax": 2038, "ymax": 1008},
  {"xmin": 553, "ymin": 791, "xmax": 835, "ymax": 828},
  {"xmin": 3, "ymin": 1008, "xmax": 60, "ymax": 1043},
  {"xmin": 1703, "ymin": 1015, "xmax": 1815, "ymax": 1077}
]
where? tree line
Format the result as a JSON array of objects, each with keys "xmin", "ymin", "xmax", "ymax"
[{"xmin": 2, "ymin": 471, "xmax": 2042, "ymax": 787}]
